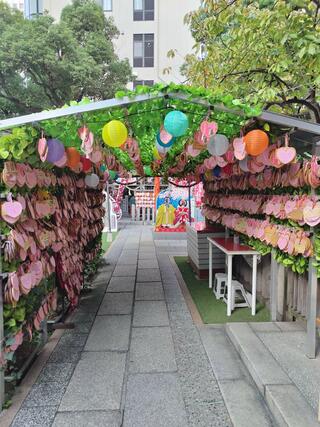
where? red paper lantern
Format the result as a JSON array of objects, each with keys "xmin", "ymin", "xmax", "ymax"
[
  {"xmin": 80, "ymin": 156, "xmax": 92, "ymax": 172},
  {"xmin": 244, "ymin": 130, "xmax": 269, "ymax": 156},
  {"xmin": 66, "ymin": 147, "xmax": 81, "ymax": 168}
]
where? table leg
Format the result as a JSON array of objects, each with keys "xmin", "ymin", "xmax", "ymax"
[
  {"xmin": 252, "ymin": 254, "xmax": 257, "ymax": 315},
  {"xmin": 227, "ymin": 255, "xmax": 232, "ymax": 316},
  {"xmin": 209, "ymin": 242, "xmax": 212, "ymax": 289}
]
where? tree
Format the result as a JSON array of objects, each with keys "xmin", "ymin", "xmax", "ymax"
[
  {"xmin": 0, "ymin": 0, "xmax": 133, "ymax": 118},
  {"xmin": 183, "ymin": 0, "xmax": 320, "ymax": 122}
]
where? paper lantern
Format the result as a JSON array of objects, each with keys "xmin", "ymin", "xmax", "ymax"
[
  {"xmin": 46, "ymin": 139, "xmax": 65, "ymax": 164},
  {"xmin": 66, "ymin": 147, "xmax": 81, "ymax": 168},
  {"xmin": 102, "ymin": 120, "xmax": 128, "ymax": 147},
  {"xmin": 153, "ymin": 147, "xmax": 161, "ymax": 160},
  {"xmin": 164, "ymin": 111, "xmax": 188, "ymax": 137},
  {"xmin": 100, "ymin": 164, "xmax": 107, "ymax": 172},
  {"xmin": 156, "ymin": 132, "xmax": 175, "ymax": 148},
  {"xmin": 213, "ymin": 165, "xmax": 221, "ymax": 178},
  {"xmin": 208, "ymin": 134, "xmax": 229, "ymax": 156},
  {"xmin": 54, "ymin": 152, "xmax": 67, "ymax": 168},
  {"xmin": 244, "ymin": 130, "xmax": 269, "ymax": 156},
  {"xmin": 80, "ymin": 156, "xmax": 92, "ymax": 172},
  {"xmin": 85, "ymin": 173, "xmax": 99, "ymax": 188}
]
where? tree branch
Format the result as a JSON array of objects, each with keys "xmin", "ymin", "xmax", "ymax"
[{"xmin": 265, "ymin": 97, "xmax": 320, "ymax": 123}]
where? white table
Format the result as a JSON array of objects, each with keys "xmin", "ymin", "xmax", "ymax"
[{"xmin": 208, "ymin": 237, "xmax": 259, "ymax": 316}]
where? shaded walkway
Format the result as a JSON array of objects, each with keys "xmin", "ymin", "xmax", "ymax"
[{"xmin": 11, "ymin": 225, "xmax": 232, "ymax": 427}]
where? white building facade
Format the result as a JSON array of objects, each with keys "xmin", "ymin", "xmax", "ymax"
[{"xmin": 18, "ymin": 0, "xmax": 199, "ymax": 88}]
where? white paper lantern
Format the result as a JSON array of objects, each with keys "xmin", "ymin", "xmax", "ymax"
[
  {"xmin": 207, "ymin": 134, "xmax": 229, "ymax": 156},
  {"xmin": 85, "ymin": 173, "xmax": 100, "ymax": 188}
]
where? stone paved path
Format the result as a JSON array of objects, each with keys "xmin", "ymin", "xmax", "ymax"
[{"xmin": 10, "ymin": 225, "xmax": 232, "ymax": 427}]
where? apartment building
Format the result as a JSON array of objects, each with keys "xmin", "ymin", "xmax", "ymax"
[
  {"xmin": 19, "ymin": 0, "xmax": 199, "ymax": 88},
  {"xmin": 5, "ymin": 0, "xmax": 24, "ymax": 12}
]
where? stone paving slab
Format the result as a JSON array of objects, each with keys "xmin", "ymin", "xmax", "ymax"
[
  {"xmin": 11, "ymin": 405, "xmax": 58, "ymax": 427},
  {"xmin": 135, "ymin": 282, "xmax": 164, "ymax": 301},
  {"xmin": 53, "ymin": 410, "xmax": 122, "ymax": 427},
  {"xmin": 258, "ymin": 330, "xmax": 320, "ymax": 412},
  {"xmin": 48, "ymin": 345, "xmax": 82, "ymax": 364},
  {"xmin": 117, "ymin": 256, "xmax": 138, "ymax": 265},
  {"xmin": 107, "ymin": 276, "xmax": 135, "ymax": 292},
  {"xmin": 133, "ymin": 301, "xmax": 169, "ymax": 327},
  {"xmin": 58, "ymin": 332, "xmax": 88, "ymax": 348},
  {"xmin": 98, "ymin": 292, "xmax": 133, "ymax": 315},
  {"xmin": 138, "ymin": 252, "xmax": 157, "ymax": 260},
  {"xmin": 123, "ymin": 373, "xmax": 188, "ymax": 427},
  {"xmin": 85, "ymin": 315, "xmax": 131, "ymax": 351},
  {"xmin": 199, "ymin": 326, "xmax": 245, "ymax": 381},
  {"xmin": 129, "ymin": 327, "xmax": 177, "ymax": 373},
  {"xmin": 138, "ymin": 259, "xmax": 159, "ymax": 269},
  {"xmin": 136, "ymin": 268, "xmax": 161, "ymax": 282},
  {"xmin": 69, "ymin": 311, "xmax": 96, "ymax": 324},
  {"xmin": 265, "ymin": 384, "xmax": 319, "ymax": 427},
  {"xmin": 37, "ymin": 363, "xmax": 75, "ymax": 385},
  {"xmin": 64, "ymin": 322, "xmax": 92, "ymax": 334},
  {"xmin": 112, "ymin": 264, "xmax": 137, "ymax": 277},
  {"xmin": 22, "ymin": 382, "xmax": 67, "ymax": 408},
  {"xmin": 59, "ymin": 352, "xmax": 126, "ymax": 412},
  {"xmin": 220, "ymin": 379, "xmax": 273, "ymax": 427}
]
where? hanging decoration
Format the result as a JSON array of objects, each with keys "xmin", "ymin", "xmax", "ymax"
[
  {"xmin": 78, "ymin": 126, "xmax": 94, "ymax": 157},
  {"xmin": 66, "ymin": 147, "xmax": 81, "ymax": 169},
  {"xmin": 207, "ymin": 134, "xmax": 229, "ymax": 156},
  {"xmin": 275, "ymin": 134, "xmax": 297, "ymax": 165},
  {"xmin": 80, "ymin": 156, "xmax": 92, "ymax": 172},
  {"xmin": 102, "ymin": 120, "xmax": 128, "ymax": 148},
  {"xmin": 244, "ymin": 129, "xmax": 269, "ymax": 156},
  {"xmin": 45, "ymin": 139, "xmax": 65, "ymax": 164},
  {"xmin": 164, "ymin": 110, "xmax": 189, "ymax": 137},
  {"xmin": 85, "ymin": 173, "xmax": 100, "ymax": 188}
]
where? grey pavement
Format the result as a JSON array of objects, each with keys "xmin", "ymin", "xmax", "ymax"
[{"xmin": 11, "ymin": 224, "xmax": 232, "ymax": 427}]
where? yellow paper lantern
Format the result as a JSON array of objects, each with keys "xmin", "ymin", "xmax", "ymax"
[
  {"xmin": 153, "ymin": 146, "xmax": 161, "ymax": 160},
  {"xmin": 102, "ymin": 120, "xmax": 128, "ymax": 148}
]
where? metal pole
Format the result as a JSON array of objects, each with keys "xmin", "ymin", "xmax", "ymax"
[
  {"xmin": 0, "ymin": 234, "xmax": 5, "ymax": 409},
  {"xmin": 106, "ymin": 181, "xmax": 112, "ymax": 241},
  {"xmin": 306, "ymin": 254, "xmax": 318, "ymax": 358},
  {"xmin": 271, "ymin": 250, "xmax": 278, "ymax": 321},
  {"xmin": 188, "ymin": 186, "xmax": 191, "ymax": 225}
]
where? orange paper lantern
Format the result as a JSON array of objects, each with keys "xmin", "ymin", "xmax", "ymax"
[
  {"xmin": 244, "ymin": 130, "xmax": 269, "ymax": 156},
  {"xmin": 66, "ymin": 147, "xmax": 81, "ymax": 168}
]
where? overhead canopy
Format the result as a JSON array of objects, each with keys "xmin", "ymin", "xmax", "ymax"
[{"xmin": 0, "ymin": 84, "xmax": 320, "ymax": 178}]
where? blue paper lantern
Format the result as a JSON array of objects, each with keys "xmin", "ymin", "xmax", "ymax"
[
  {"xmin": 213, "ymin": 166, "xmax": 221, "ymax": 177},
  {"xmin": 164, "ymin": 111, "xmax": 189, "ymax": 137}
]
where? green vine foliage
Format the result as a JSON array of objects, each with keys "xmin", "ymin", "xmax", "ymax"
[
  {"xmin": 240, "ymin": 233, "xmax": 309, "ymax": 275},
  {"xmin": 0, "ymin": 84, "xmax": 259, "ymax": 176}
]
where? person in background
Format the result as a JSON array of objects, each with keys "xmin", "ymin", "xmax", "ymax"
[{"xmin": 129, "ymin": 194, "xmax": 136, "ymax": 220}]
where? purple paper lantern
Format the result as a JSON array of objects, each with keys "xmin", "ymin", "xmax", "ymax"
[{"xmin": 46, "ymin": 139, "xmax": 65, "ymax": 164}]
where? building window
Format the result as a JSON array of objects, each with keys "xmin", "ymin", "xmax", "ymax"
[
  {"xmin": 134, "ymin": 0, "xmax": 154, "ymax": 21},
  {"xmin": 103, "ymin": 0, "xmax": 112, "ymax": 11},
  {"xmin": 96, "ymin": 0, "xmax": 112, "ymax": 11},
  {"xmin": 133, "ymin": 34, "xmax": 154, "ymax": 67},
  {"xmin": 133, "ymin": 80, "xmax": 154, "ymax": 88},
  {"xmin": 25, "ymin": 0, "xmax": 43, "ymax": 19}
]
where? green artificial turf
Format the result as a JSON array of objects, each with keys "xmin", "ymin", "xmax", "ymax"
[
  {"xmin": 102, "ymin": 231, "xmax": 119, "ymax": 253},
  {"xmin": 174, "ymin": 256, "xmax": 270, "ymax": 324}
]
